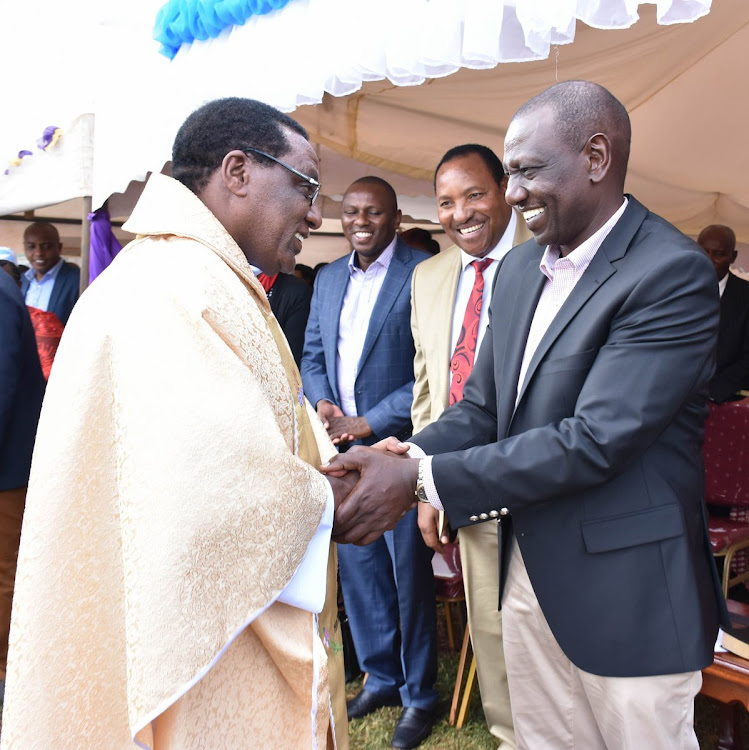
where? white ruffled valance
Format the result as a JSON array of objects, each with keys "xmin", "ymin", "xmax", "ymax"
[{"xmin": 0, "ymin": 0, "xmax": 712, "ymax": 214}]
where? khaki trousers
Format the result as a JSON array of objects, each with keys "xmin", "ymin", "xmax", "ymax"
[
  {"xmin": 0, "ymin": 486, "xmax": 26, "ymax": 681},
  {"xmin": 459, "ymin": 521, "xmax": 516, "ymax": 748},
  {"xmin": 502, "ymin": 538, "xmax": 701, "ymax": 750}
]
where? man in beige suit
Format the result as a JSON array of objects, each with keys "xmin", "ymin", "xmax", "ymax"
[{"xmin": 410, "ymin": 144, "xmax": 531, "ymax": 749}]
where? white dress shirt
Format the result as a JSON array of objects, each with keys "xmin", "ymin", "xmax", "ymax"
[
  {"xmin": 336, "ymin": 237, "xmax": 396, "ymax": 417},
  {"xmin": 718, "ymin": 272, "xmax": 729, "ymax": 298}
]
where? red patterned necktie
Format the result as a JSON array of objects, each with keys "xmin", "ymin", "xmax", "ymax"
[{"xmin": 448, "ymin": 258, "xmax": 494, "ymax": 405}]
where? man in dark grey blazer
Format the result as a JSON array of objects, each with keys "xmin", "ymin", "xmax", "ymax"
[
  {"xmin": 302, "ymin": 177, "xmax": 437, "ymax": 750},
  {"xmin": 697, "ymin": 224, "xmax": 749, "ymax": 402},
  {"xmin": 324, "ymin": 82, "xmax": 728, "ymax": 749}
]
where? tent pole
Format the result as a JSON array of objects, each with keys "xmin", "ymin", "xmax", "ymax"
[{"xmin": 80, "ymin": 195, "xmax": 92, "ymax": 294}]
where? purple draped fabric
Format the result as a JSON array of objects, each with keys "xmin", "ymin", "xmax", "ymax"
[{"xmin": 88, "ymin": 208, "xmax": 122, "ymax": 284}]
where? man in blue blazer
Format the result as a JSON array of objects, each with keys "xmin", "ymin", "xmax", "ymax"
[
  {"xmin": 0, "ymin": 270, "xmax": 45, "ymax": 699},
  {"xmin": 325, "ymin": 83, "xmax": 729, "ymax": 749},
  {"xmin": 301, "ymin": 177, "xmax": 437, "ymax": 749},
  {"xmin": 21, "ymin": 222, "xmax": 79, "ymax": 325}
]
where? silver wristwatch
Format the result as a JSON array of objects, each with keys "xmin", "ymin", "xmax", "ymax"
[{"xmin": 415, "ymin": 459, "xmax": 429, "ymax": 503}]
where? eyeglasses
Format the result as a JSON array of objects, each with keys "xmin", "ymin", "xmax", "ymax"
[{"xmin": 243, "ymin": 147, "xmax": 321, "ymax": 207}]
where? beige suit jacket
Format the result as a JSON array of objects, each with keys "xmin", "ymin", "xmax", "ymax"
[{"xmin": 411, "ymin": 216, "xmax": 533, "ymax": 433}]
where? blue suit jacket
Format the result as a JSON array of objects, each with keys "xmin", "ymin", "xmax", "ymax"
[
  {"xmin": 302, "ymin": 239, "xmax": 429, "ymax": 443},
  {"xmin": 0, "ymin": 271, "xmax": 46, "ymax": 491},
  {"xmin": 21, "ymin": 260, "xmax": 79, "ymax": 324}
]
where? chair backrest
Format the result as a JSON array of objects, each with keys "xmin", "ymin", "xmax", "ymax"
[
  {"xmin": 703, "ymin": 400, "xmax": 749, "ymax": 508},
  {"xmin": 432, "ymin": 542, "xmax": 464, "ymax": 599}
]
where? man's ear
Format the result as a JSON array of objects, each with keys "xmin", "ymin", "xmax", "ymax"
[
  {"xmin": 586, "ymin": 133, "xmax": 612, "ymax": 185},
  {"xmin": 221, "ymin": 150, "xmax": 250, "ymax": 197}
]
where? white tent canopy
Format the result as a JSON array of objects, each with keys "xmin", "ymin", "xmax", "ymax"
[{"xmin": 5, "ymin": 0, "xmax": 746, "ymax": 247}]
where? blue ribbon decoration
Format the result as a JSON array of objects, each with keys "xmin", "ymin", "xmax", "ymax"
[{"xmin": 154, "ymin": 0, "xmax": 295, "ymax": 59}]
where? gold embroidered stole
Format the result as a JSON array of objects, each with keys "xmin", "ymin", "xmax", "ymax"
[{"xmin": 263, "ymin": 310, "xmax": 348, "ymax": 749}]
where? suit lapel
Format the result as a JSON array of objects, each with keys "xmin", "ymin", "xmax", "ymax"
[
  {"xmin": 47, "ymin": 264, "xmax": 65, "ymax": 315},
  {"xmin": 514, "ymin": 197, "xmax": 647, "ymax": 407},
  {"xmin": 358, "ymin": 242, "xmax": 412, "ymax": 373},
  {"xmin": 324, "ymin": 260, "xmax": 351, "ymax": 396}
]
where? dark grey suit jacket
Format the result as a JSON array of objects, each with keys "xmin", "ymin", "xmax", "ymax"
[{"xmin": 412, "ymin": 197, "xmax": 728, "ymax": 678}]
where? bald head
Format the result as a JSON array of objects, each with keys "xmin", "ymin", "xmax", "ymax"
[
  {"xmin": 512, "ymin": 80, "xmax": 631, "ymax": 189},
  {"xmin": 698, "ymin": 224, "xmax": 737, "ymax": 281}
]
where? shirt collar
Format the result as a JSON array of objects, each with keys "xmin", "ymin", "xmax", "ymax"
[
  {"xmin": 25, "ymin": 257, "xmax": 64, "ymax": 282},
  {"xmin": 539, "ymin": 198, "xmax": 628, "ymax": 281},
  {"xmin": 718, "ymin": 271, "xmax": 729, "ymax": 298},
  {"xmin": 458, "ymin": 210, "xmax": 518, "ymax": 270},
  {"xmin": 348, "ymin": 235, "xmax": 397, "ymax": 275}
]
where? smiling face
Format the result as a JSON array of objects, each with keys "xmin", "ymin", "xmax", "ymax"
[
  {"xmin": 232, "ymin": 129, "xmax": 322, "ymax": 275},
  {"xmin": 435, "ymin": 152, "xmax": 512, "ymax": 258},
  {"xmin": 341, "ymin": 182, "xmax": 401, "ymax": 270},
  {"xmin": 504, "ymin": 106, "xmax": 606, "ymax": 256},
  {"xmin": 23, "ymin": 224, "xmax": 63, "ymax": 279}
]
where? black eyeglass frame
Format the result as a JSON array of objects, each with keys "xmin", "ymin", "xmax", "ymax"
[{"xmin": 243, "ymin": 147, "xmax": 321, "ymax": 206}]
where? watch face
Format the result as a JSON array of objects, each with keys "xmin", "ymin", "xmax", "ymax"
[{"xmin": 417, "ymin": 485, "xmax": 428, "ymax": 502}]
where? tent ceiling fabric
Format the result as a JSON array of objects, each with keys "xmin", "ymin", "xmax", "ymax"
[
  {"xmin": 4, "ymin": 0, "xmax": 741, "ymax": 242},
  {"xmin": 296, "ymin": 1, "xmax": 749, "ymax": 240}
]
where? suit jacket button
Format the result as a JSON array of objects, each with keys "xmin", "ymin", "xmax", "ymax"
[
  {"xmin": 479, "ymin": 513, "xmax": 489, "ymax": 521},
  {"xmin": 469, "ymin": 515, "xmax": 479, "ymax": 522},
  {"xmin": 499, "ymin": 507, "xmax": 509, "ymax": 516},
  {"xmin": 489, "ymin": 510, "xmax": 499, "ymax": 518}
]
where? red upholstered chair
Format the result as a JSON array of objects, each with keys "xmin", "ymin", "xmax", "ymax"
[
  {"xmin": 704, "ymin": 399, "xmax": 749, "ymax": 597},
  {"xmin": 432, "ymin": 542, "xmax": 465, "ymax": 650},
  {"xmin": 432, "ymin": 543, "xmax": 477, "ymax": 727}
]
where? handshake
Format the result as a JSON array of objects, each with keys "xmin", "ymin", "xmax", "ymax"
[{"xmin": 320, "ymin": 438, "xmax": 451, "ymax": 551}]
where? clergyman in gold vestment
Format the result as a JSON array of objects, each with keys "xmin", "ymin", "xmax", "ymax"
[{"xmin": 1, "ymin": 99, "xmax": 350, "ymax": 750}]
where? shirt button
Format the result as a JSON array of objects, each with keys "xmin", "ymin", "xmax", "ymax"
[
  {"xmin": 499, "ymin": 507, "xmax": 509, "ymax": 516},
  {"xmin": 469, "ymin": 515, "xmax": 479, "ymax": 522},
  {"xmin": 489, "ymin": 510, "xmax": 499, "ymax": 518},
  {"xmin": 479, "ymin": 513, "xmax": 489, "ymax": 521}
]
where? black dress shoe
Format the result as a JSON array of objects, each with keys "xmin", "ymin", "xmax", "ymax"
[
  {"xmin": 346, "ymin": 689, "xmax": 401, "ymax": 720},
  {"xmin": 391, "ymin": 706, "xmax": 436, "ymax": 749}
]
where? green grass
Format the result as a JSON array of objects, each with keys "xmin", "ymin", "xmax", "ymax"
[{"xmin": 346, "ymin": 651, "xmax": 496, "ymax": 750}]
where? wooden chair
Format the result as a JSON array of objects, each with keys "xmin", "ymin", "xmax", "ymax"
[{"xmin": 703, "ymin": 399, "xmax": 749, "ymax": 597}]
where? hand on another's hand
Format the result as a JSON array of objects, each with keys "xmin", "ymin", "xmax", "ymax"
[{"xmin": 321, "ymin": 447, "xmax": 418, "ymax": 546}]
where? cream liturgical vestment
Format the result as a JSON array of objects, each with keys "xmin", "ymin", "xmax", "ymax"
[{"xmin": 1, "ymin": 174, "xmax": 347, "ymax": 750}]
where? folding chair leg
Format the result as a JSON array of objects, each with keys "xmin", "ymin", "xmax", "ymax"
[
  {"xmin": 449, "ymin": 623, "xmax": 472, "ymax": 725},
  {"xmin": 456, "ymin": 655, "xmax": 477, "ymax": 729}
]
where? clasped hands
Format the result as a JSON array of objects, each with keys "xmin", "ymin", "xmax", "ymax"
[{"xmin": 322, "ymin": 437, "xmax": 453, "ymax": 550}]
